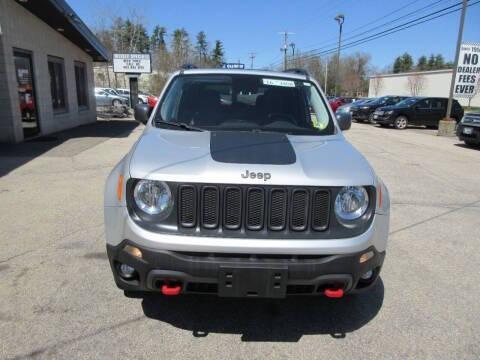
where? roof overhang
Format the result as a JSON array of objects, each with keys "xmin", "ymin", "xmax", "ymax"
[{"xmin": 15, "ymin": 0, "xmax": 109, "ymax": 62}]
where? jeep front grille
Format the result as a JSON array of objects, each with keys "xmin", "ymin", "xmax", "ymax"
[{"xmin": 178, "ymin": 184, "xmax": 331, "ymax": 233}]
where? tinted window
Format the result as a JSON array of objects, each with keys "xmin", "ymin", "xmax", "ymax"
[
  {"xmin": 432, "ymin": 99, "xmax": 444, "ymax": 109},
  {"xmin": 157, "ymin": 74, "xmax": 334, "ymax": 135},
  {"xmin": 48, "ymin": 56, "xmax": 67, "ymax": 111},
  {"xmin": 74, "ymin": 61, "xmax": 88, "ymax": 108},
  {"xmin": 417, "ymin": 99, "xmax": 431, "ymax": 108}
]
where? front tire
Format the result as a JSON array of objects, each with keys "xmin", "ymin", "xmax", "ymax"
[
  {"xmin": 368, "ymin": 113, "xmax": 375, "ymax": 124},
  {"xmin": 394, "ymin": 115, "xmax": 408, "ymax": 130}
]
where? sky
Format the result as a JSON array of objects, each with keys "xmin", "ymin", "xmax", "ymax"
[{"xmin": 70, "ymin": 0, "xmax": 480, "ymax": 70}]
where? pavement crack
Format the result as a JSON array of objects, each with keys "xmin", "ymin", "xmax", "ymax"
[{"xmin": 390, "ymin": 199, "xmax": 480, "ymax": 236}]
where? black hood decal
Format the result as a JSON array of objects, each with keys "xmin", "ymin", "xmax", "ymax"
[{"xmin": 210, "ymin": 131, "xmax": 296, "ymax": 165}]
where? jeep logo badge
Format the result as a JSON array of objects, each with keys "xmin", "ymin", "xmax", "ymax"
[{"xmin": 241, "ymin": 170, "xmax": 271, "ymax": 181}]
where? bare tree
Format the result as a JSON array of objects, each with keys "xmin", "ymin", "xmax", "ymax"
[
  {"xmin": 371, "ymin": 75, "xmax": 384, "ymax": 96},
  {"xmin": 407, "ymin": 74, "xmax": 426, "ymax": 96}
]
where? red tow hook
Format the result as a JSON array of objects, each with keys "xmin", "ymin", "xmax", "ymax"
[
  {"xmin": 161, "ymin": 283, "xmax": 182, "ymax": 296},
  {"xmin": 324, "ymin": 288, "xmax": 344, "ymax": 298}
]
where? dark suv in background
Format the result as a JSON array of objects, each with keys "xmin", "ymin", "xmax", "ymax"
[
  {"xmin": 351, "ymin": 96, "xmax": 407, "ymax": 123},
  {"xmin": 373, "ymin": 97, "xmax": 464, "ymax": 129}
]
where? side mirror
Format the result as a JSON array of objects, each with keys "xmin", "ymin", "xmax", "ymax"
[
  {"xmin": 336, "ymin": 112, "xmax": 352, "ymax": 131},
  {"xmin": 134, "ymin": 104, "xmax": 150, "ymax": 124}
]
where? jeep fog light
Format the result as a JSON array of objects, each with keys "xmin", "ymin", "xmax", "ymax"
[
  {"xmin": 335, "ymin": 186, "xmax": 369, "ymax": 222},
  {"xmin": 134, "ymin": 180, "xmax": 173, "ymax": 218},
  {"xmin": 360, "ymin": 270, "xmax": 373, "ymax": 280},
  {"xmin": 118, "ymin": 263, "xmax": 136, "ymax": 279}
]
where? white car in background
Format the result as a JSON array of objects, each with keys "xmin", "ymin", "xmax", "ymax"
[{"xmin": 116, "ymin": 88, "xmax": 151, "ymax": 104}]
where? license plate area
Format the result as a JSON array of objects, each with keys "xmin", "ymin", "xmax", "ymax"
[{"xmin": 218, "ymin": 266, "xmax": 288, "ymax": 298}]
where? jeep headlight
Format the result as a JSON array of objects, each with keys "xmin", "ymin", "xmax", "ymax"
[
  {"xmin": 334, "ymin": 186, "xmax": 369, "ymax": 223},
  {"xmin": 133, "ymin": 180, "xmax": 173, "ymax": 218}
]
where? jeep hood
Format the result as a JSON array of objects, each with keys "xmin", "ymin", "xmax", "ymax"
[{"xmin": 129, "ymin": 128, "xmax": 375, "ymax": 186}]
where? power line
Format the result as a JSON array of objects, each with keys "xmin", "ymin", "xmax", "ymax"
[
  {"xmin": 301, "ymin": 0, "xmax": 450, "ymax": 56},
  {"xmin": 270, "ymin": 0, "xmax": 479, "ymax": 67}
]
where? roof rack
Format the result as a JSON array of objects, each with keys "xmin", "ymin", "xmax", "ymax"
[{"xmin": 284, "ymin": 68, "xmax": 310, "ymax": 78}]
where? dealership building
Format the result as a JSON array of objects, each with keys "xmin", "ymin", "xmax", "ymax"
[
  {"xmin": 368, "ymin": 69, "xmax": 480, "ymax": 107},
  {"xmin": 0, "ymin": 0, "xmax": 108, "ymax": 143}
]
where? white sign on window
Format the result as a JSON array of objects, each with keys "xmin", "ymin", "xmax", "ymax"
[
  {"xmin": 454, "ymin": 42, "xmax": 480, "ymax": 98},
  {"xmin": 113, "ymin": 53, "xmax": 151, "ymax": 73}
]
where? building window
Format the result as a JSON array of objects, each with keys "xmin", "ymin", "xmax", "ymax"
[
  {"xmin": 48, "ymin": 56, "xmax": 68, "ymax": 112},
  {"xmin": 74, "ymin": 61, "xmax": 88, "ymax": 109}
]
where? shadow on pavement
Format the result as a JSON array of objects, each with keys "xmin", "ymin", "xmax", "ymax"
[
  {"xmin": 141, "ymin": 279, "xmax": 384, "ymax": 342},
  {"xmin": 0, "ymin": 119, "xmax": 138, "ymax": 177},
  {"xmin": 454, "ymin": 143, "xmax": 480, "ymax": 151}
]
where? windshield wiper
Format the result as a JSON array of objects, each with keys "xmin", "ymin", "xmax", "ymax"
[{"xmin": 155, "ymin": 120, "xmax": 204, "ymax": 132}]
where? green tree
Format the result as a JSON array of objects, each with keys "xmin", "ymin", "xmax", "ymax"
[
  {"xmin": 393, "ymin": 53, "xmax": 413, "ymax": 73},
  {"xmin": 172, "ymin": 28, "xmax": 191, "ymax": 66},
  {"xmin": 416, "ymin": 56, "xmax": 428, "ymax": 71},
  {"xmin": 427, "ymin": 54, "xmax": 436, "ymax": 69},
  {"xmin": 211, "ymin": 40, "xmax": 225, "ymax": 66},
  {"xmin": 434, "ymin": 54, "xmax": 445, "ymax": 69},
  {"xmin": 195, "ymin": 31, "xmax": 209, "ymax": 64},
  {"xmin": 150, "ymin": 26, "xmax": 167, "ymax": 50}
]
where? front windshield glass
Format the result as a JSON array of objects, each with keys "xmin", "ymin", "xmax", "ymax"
[
  {"xmin": 155, "ymin": 74, "xmax": 334, "ymax": 135},
  {"xmin": 369, "ymin": 96, "xmax": 390, "ymax": 105},
  {"xmin": 395, "ymin": 98, "xmax": 418, "ymax": 107}
]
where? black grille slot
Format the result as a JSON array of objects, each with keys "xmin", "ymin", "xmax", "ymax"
[
  {"xmin": 224, "ymin": 187, "xmax": 242, "ymax": 230},
  {"xmin": 246, "ymin": 188, "xmax": 265, "ymax": 230},
  {"xmin": 311, "ymin": 190, "xmax": 330, "ymax": 231},
  {"xmin": 290, "ymin": 189, "xmax": 308, "ymax": 231},
  {"xmin": 201, "ymin": 186, "xmax": 219, "ymax": 228},
  {"xmin": 269, "ymin": 189, "xmax": 287, "ymax": 230},
  {"xmin": 179, "ymin": 185, "xmax": 196, "ymax": 227}
]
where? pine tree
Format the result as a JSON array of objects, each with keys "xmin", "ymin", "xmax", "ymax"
[
  {"xmin": 427, "ymin": 54, "xmax": 436, "ymax": 69},
  {"xmin": 211, "ymin": 40, "xmax": 225, "ymax": 67},
  {"xmin": 417, "ymin": 56, "xmax": 428, "ymax": 71},
  {"xmin": 401, "ymin": 53, "xmax": 413, "ymax": 72},
  {"xmin": 434, "ymin": 54, "xmax": 445, "ymax": 69},
  {"xmin": 150, "ymin": 26, "xmax": 167, "ymax": 51},
  {"xmin": 393, "ymin": 56, "xmax": 402, "ymax": 73},
  {"xmin": 195, "ymin": 31, "xmax": 209, "ymax": 65}
]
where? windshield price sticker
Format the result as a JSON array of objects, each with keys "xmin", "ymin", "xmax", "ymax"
[
  {"xmin": 454, "ymin": 42, "xmax": 480, "ymax": 98},
  {"xmin": 262, "ymin": 78, "xmax": 296, "ymax": 87}
]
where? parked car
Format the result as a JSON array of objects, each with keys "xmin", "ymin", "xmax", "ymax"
[
  {"xmin": 104, "ymin": 68, "xmax": 390, "ymax": 299},
  {"xmin": 336, "ymin": 98, "xmax": 373, "ymax": 114},
  {"xmin": 351, "ymin": 96, "xmax": 407, "ymax": 123},
  {"xmin": 116, "ymin": 88, "xmax": 151, "ymax": 104},
  {"xmin": 94, "ymin": 88, "xmax": 128, "ymax": 107},
  {"xmin": 147, "ymin": 94, "xmax": 158, "ymax": 109},
  {"xmin": 457, "ymin": 112, "xmax": 480, "ymax": 147},
  {"xmin": 329, "ymin": 97, "xmax": 354, "ymax": 112},
  {"xmin": 373, "ymin": 97, "xmax": 464, "ymax": 130}
]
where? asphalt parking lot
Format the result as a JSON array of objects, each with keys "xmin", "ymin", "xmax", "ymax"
[{"xmin": 1, "ymin": 119, "xmax": 479, "ymax": 359}]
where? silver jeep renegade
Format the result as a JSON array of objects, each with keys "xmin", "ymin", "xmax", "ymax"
[{"xmin": 104, "ymin": 68, "xmax": 390, "ymax": 299}]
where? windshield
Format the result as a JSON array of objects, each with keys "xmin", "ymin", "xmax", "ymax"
[
  {"xmin": 155, "ymin": 74, "xmax": 334, "ymax": 135},
  {"xmin": 369, "ymin": 96, "xmax": 391, "ymax": 105},
  {"xmin": 395, "ymin": 98, "xmax": 418, "ymax": 107}
]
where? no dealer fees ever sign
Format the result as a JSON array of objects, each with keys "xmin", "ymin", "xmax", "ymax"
[{"xmin": 454, "ymin": 42, "xmax": 480, "ymax": 98}]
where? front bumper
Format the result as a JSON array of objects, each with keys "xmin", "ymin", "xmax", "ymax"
[
  {"xmin": 107, "ymin": 241, "xmax": 385, "ymax": 298},
  {"xmin": 457, "ymin": 123, "xmax": 480, "ymax": 144},
  {"xmin": 351, "ymin": 109, "xmax": 372, "ymax": 120},
  {"xmin": 373, "ymin": 113, "xmax": 395, "ymax": 124}
]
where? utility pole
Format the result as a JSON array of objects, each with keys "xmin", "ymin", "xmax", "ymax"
[
  {"xmin": 334, "ymin": 14, "xmax": 344, "ymax": 97},
  {"xmin": 324, "ymin": 61, "xmax": 328, "ymax": 95},
  {"xmin": 446, "ymin": 0, "xmax": 468, "ymax": 119},
  {"xmin": 248, "ymin": 52, "xmax": 256, "ymax": 69},
  {"xmin": 279, "ymin": 31, "xmax": 294, "ymax": 70}
]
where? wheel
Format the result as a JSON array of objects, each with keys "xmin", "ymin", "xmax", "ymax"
[
  {"xmin": 394, "ymin": 115, "xmax": 408, "ymax": 130},
  {"xmin": 112, "ymin": 99, "xmax": 121, "ymax": 107},
  {"xmin": 368, "ymin": 113, "xmax": 376, "ymax": 124},
  {"xmin": 465, "ymin": 140, "xmax": 479, "ymax": 148}
]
